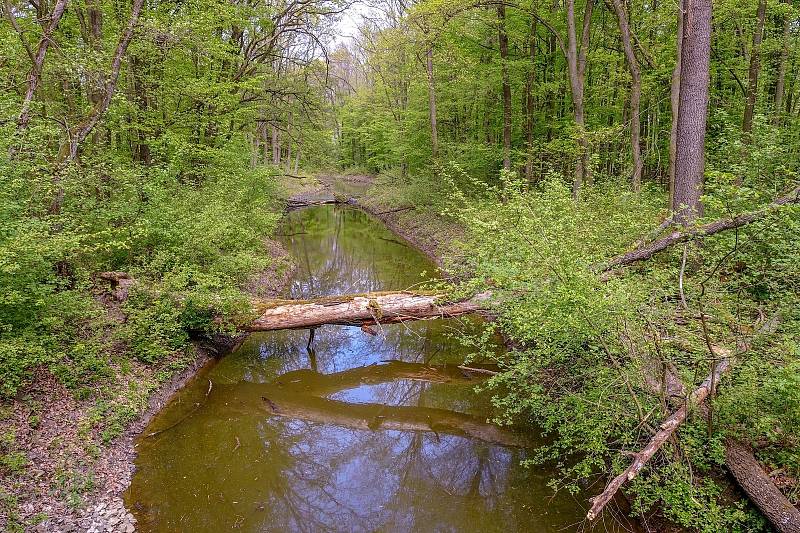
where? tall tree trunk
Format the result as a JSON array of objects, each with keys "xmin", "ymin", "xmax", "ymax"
[
  {"xmin": 609, "ymin": 0, "xmax": 642, "ymax": 192},
  {"xmin": 672, "ymin": 0, "xmax": 713, "ymax": 224},
  {"xmin": 742, "ymin": 0, "xmax": 767, "ymax": 146},
  {"xmin": 15, "ymin": 0, "xmax": 69, "ymax": 131},
  {"xmin": 669, "ymin": 0, "xmax": 684, "ymax": 208},
  {"xmin": 272, "ymin": 126, "xmax": 281, "ymax": 165},
  {"xmin": 773, "ymin": 0, "xmax": 792, "ymax": 125},
  {"xmin": 525, "ymin": 16, "xmax": 538, "ymax": 183},
  {"xmin": 425, "ymin": 46, "xmax": 439, "ymax": 163},
  {"xmin": 566, "ymin": 0, "xmax": 594, "ymax": 198},
  {"xmin": 498, "ymin": 3, "xmax": 512, "ymax": 171}
]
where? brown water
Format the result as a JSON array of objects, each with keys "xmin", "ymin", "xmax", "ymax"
[{"xmin": 125, "ymin": 206, "xmax": 586, "ymax": 532}]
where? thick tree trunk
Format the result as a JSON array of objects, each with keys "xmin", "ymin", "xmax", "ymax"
[
  {"xmin": 498, "ymin": 3, "xmax": 512, "ymax": 171},
  {"xmin": 725, "ymin": 439, "xmax": 800, "ymax": 532},
  {"xmin": 272, "ymin": 126, "xmax": 281, "ymax": 165},
  {"xmin": 668, "ymin": 0, "xmax": 683, "ymax": 207},
  {"xmin": 248, "ymin": 291, "xmax": 491, "ymax": 331},
  {"xmin": 609, "ymin": 0, "xmax": 642, "ymax": 192},
  {"xmin": 742, "ymin": 0, "xmax": 767, "ymax": 148},
  {"xmin": 672, "ymin": 0, "xmax": 712, "ymax": 224},
  {"xmin": 426, "ymin": 46, "xmax": 439, "ymax": 162},
  {"xmin": 774, "ymin": 0, "xmax": 792, "ymax": 125}
]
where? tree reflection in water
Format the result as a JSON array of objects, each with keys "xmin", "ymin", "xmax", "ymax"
[{"xmin": 125, "ymin": 207, "xmax": 584, "ymax": 532}]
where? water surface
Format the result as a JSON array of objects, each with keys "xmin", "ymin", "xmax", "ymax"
[{"xmin": 125, "ymin": 206, "xmax": 585, "ymax": 532}]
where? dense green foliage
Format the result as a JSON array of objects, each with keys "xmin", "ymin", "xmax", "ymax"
[
  {"xmin": 333, "ymin": 0, "xmax": 800, "ymax": 527},
  {"xmin": 1, "ymin": 0, "xmax": 336, "ymax": 396},
  {"xmin": 2, "ymin": 0, "xmax": 800, "ymax": 527}
]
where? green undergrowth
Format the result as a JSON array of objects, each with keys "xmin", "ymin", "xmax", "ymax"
[
  {"xmin": 382, "ymin": 164, "xmax": 799, "ymax": 530},
  {"xmin": 0, "ymin": 151, "xmax": 286, "ymax": 399}
]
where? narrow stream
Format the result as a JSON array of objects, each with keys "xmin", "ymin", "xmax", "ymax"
[{"xmin": 125, "ymin": 206, "xmax": 585, "ymax": 532}]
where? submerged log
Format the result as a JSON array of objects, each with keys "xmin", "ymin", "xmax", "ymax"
[
  {"xmin": 260, "ymin": 393, "xmax": 531, "ymax": 448},
  {"xmin": 247, "ymin": 291, "xmax": 492, "ymax": 331}
]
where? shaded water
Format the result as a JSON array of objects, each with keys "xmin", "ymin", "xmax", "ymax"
[{"xmin": 125, "ymin": 206, "xmax": 585, "ymax": 532}]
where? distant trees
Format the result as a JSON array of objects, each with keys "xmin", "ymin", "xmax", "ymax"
[{"xmin": 335, "ymin": 0, "xmax": 799, "ymax": 206}]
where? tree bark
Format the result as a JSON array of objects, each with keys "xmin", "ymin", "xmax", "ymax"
[
  {"xmin": 498, "ymin": 3, "xmax": 512, "ymax": 171},
  {"xmin": 774, "ymin": 0, "xmax": 792, "ymax": 125},
  {"xmin": 248, "ymin": 291, "xmax": 491, "ymax": 331},
  {"xmin": 524, "ymin": 16, "xmax": 538, "ymax": 183},
  {"xmin": 668, "ymin": 0, "xmax": 683, "ymax": 207},
  {"xmin": 672, "ymin": 0, "xmax": 712, "ymax": 224},
  {"xmin": 426, "ymin": 46, "xmax": 439, "ymax": 162},
  {"xmin": 272, "ymin": 126, "xmax": 281, "ymax": 165},
  {"xmin": 566, "ymin": 0, "xmax": 594, "ymax": 197},
  {"xmin": 725, "ymin": 438, "xmax": 800, "ymax": 533},
  {"xmin": 609, "ymin": 0, "xmax": 642, "ymax": 192},
  {"xmin": 741, "ymin": 0, "xmax": 767, "ymax": 149}
]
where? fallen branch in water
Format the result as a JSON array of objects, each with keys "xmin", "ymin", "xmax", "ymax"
[{"xmin": 457, "ymin": 365, "xmax": 499, "ymax": 376}]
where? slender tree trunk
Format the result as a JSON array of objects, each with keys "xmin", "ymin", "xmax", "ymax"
[
  {"xmin": 272, "ymin": 126, "xmax": 280, "ymax": 165},
  {"xmin": 498, "ymin": 4, "xmax": 512, "ymax": 171},
  {"xmin": 609, "ymin": 0, "xmax": 642, "ymax": 192},
  {"xmin": 773, "ymin": 0, "xmax": 792, "ymax": 125},
  {"xmin": 50, "ymin": 0, "xmax": 145, "ymax": 214},
  {"xmin": 425, "ymin": 46, "xmax": 439, "ymax": 162},
  {"xmin": 525, "ymin": 16, "xmax": 538, "ymax": 183},
  {"xmin": 15, "ymin": 0, "xmax": 69, "ymax": 131},
  {"xmin": 742, "ymin": 0, "xmax": 767, "ymax": 143},
  {"xmin": 566, "ymin": 0, "xmax": 594, "ymax": 198},
  {"xmin": 672, "ymin": 0, "xmax": 713, "ymax": 224},
  {"xmin": 669, "ymin": 0, "xmax": 684, "ymax": 208}
]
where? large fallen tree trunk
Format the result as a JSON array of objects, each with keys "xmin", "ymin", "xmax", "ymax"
[
  {"xmin": 247, "ymin": 291, "xmax": 492, "ymax": 331},
  {"xmin": 602, "ymin": 184, "xmax": 800, "ymax": 272},
  {"xmin": 725, "ymin": 438, "xmax": 800, "ymax": 533}
]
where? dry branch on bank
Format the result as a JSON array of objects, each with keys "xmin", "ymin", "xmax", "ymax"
[
  {"xmin": 601, "ymin": 185, "xmax": 800, "ymax": 273},
  {"xmin": 587, "ymin": 353, "xmax": 732, "ymax": 521}
]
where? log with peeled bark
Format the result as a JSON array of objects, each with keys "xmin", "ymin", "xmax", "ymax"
[{"xmin": 247, "ymin": 291, "xmax": 492, "ymax": 331}]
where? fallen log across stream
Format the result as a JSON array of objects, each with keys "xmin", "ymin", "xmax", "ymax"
[{"xmin": 247, "ymin": 291, "xmax": 493, "ymax": 331}]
